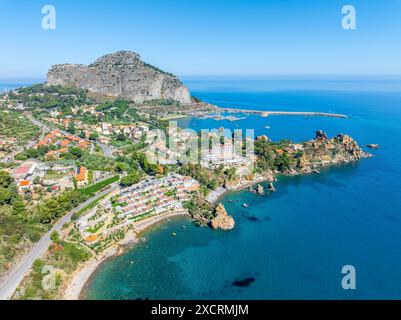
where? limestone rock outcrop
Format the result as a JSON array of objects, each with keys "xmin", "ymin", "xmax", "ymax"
[
  {"xmin": 296, "ymin": 131, "xmax": 371, "ymax": 174},
  {"xmin": 209, "ymin": 203, "xmax": 235, "ymax": 230},
  {"xmin": 46, "ymin": 51, "xmax": 192, "ymax": 104}
]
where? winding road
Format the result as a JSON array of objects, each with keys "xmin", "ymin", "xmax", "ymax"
[
  {"xmin": 0, "ymin": 114, "xmax": 49, "ymax": 163},
  {"xmin": 0, "ymin": 183, "xmax": 120, "ymax": 300}
]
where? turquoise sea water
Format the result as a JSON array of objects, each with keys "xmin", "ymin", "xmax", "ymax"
[{"xmin": 80, "ymin": 79, "xmax": 401, "ymax": 299}]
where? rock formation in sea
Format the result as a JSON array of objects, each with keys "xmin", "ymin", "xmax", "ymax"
[
  {"xmin": 209, "ymin": 203, "xmax": 235, "ymax": 230},
  {"xmin": 296, "ymin": 131, "xmax": 372, "ymax": 174},
  {"xmin": 46, "ymin": 51, "xmax": 192, "ymax": 104},
  {"xmin": 268, "ymin": 181, "xmax": 276, "ymax": 192}
]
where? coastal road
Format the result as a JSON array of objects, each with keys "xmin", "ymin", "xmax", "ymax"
[{"xmin": 0, "ymin": 183, "xmax": 120, "ymax": 300}]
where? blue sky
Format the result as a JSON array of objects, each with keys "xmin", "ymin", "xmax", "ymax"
[{"xmin": 1, "ymin": 0, "xmax": 401, "ymax": 80}]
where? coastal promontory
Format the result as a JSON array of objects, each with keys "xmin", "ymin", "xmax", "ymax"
[{"xmin": 46, "ymin": 51, "xmax": 192, "ymax": 104}]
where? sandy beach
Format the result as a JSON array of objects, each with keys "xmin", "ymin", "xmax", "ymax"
[{"xmin": 62, "ymin": 209, "xmax": 190, "ymax": 300}]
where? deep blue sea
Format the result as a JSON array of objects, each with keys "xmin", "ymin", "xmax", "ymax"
[{"xmin": 12, "ymin": 78, "xmax": 398, "ymax": 299}]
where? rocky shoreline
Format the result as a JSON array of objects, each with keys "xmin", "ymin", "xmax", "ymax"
[
  {"xmin": 204, "ymin": 130, "xmax": 372, "ymax": 231},
  {"xmin": 56, "ymin": 131, "xmax": 374, "ymax": 299},
  {"xmin": 61, "ymin": 211, "xmax": 190, "ymax": 300}
]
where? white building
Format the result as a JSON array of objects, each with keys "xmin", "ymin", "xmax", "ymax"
[{"xmin": 201, "ymin": 143, "xmax": 250, "ymax": 168}]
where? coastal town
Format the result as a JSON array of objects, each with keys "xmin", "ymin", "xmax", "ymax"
[{"xmin": 0, "ymin": 52, "xmax": 374, "ymax": 301}]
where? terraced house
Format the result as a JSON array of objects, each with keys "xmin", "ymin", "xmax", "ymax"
[{"xmin": 118, "ymin": 173, "xmax": 199, "ymax": 220}]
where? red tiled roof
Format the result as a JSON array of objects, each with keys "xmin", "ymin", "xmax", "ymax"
[
  {"xmin": 60, "ymin": 140, "xmax": 71, "ymax": 147},
  {"xmin": 75, "ymin": 167, "xmax": 87, "ymax": 181}
]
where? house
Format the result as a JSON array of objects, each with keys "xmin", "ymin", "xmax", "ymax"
[
  {"xmin": 59, "ymin": 139, "xmax": 71, "ymax": 148},
  {"xmin": 117, "ymin": 173, "xmax": 199, "ymax": 219},
  {"xmin": 291, "ymin": 144, "xmax": 304, "ymax": 151},
  {"xmin": 45, "ymin": 148, "xmax": 68, "ymax": 160},
  {"xmin": 101, "ymin": 123, "xmax": 112, "ymax": 135},
  {"xmin": 75, "ymin": 166, "xmax": 88, "ymax": 187},
  {"xmin": 78, "ymin": 140, "xmax": 90, "ymax": 149},
  {"xmin": 18, "ymin": 180, "xmax": 32, "ymax": 192},
  {"xmin": 34, "ymin": 130, "xmax": 62, "ymax": 148},
  {"xmin": 98, "ymin": 137, "xmax": 111, "ymax": 144},
  {"xmin": 45, "ymin": 150, "xmax": 58, "ymax": 160},
  {"xmin": 282, "ymin": 146, "xmax": 294, "ymax": 153},
  {"xmin": 50, "ymin": 185, "xmax": 60, "ymax": 192},
  {"xmin": 12, "ymin": 162, "xmax": 37, "ymax": 180},
  {"xmin": 66, "ymin": 135, "xmax": 81, "ymax": 142},
  {"xmin": 84, "ymin": 235, "xmax": 99, "ymax": 244}
]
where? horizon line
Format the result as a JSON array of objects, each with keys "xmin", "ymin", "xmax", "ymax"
[{"xmin": 2, "ymin": 74, "xmax": 401, "ymax": 84}]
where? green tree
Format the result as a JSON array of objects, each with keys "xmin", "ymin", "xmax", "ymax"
[
  {"xmin": 0, "ymin": 188, "xmax": 12, "ymax": 205},
  {"xmin": 116, "ymin": 133, "xmax": 126, "ymax": 141},
  {"xmin": 32, "ymin": 259, "xmax": 45, "ymax": 273},
  {"xmin": 0, "ymin": 171, "xmax": 13, "ymax": 188},
  {"xmin": 274, "ymin": 153, "xmax": 294, "ymax": 171},
  {"xmin": 120, "ymin": 171, "xmax": 141, "ymax": 187},
  {"xmin": 67, "ymin": 122, "xmax": 76, "ymax": 134},
  {"xmin": 89, "ymin": 132, "xmax": 99, "ymax": 141},
  {"xmin": 25, "ymin": 148, "xmax": 39, "ymax": 159},
  {"xmin": 12, "ymin": 199, "xmax": 26, "ymax": 216},
  {"xmin": 68, "ymin": 146, "xmax": 83, "ymax": 159},
  {"xmin": 50, "ymin": 231, "xmax": 60, "ymax": 244}
]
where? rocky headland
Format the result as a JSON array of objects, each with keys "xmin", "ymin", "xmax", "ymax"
[
  {"xmin": 290, "ymin": 130, "xmax": 372, "ymax": 175},
  {"xmin": 46, "ymin": 51, "xmax": 192, "ymax": 104}
]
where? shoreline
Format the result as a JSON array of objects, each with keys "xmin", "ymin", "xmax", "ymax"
[
  {"xmin": 62, "ymin": 209, "xmax": 190, "ymax": 300},
  {"xmin": 60, "ymin": 133, "xmax": 371, "ymax": 300}
]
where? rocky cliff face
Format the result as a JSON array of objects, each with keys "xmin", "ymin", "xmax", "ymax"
[
  {"xmin": 209, "ymin": 203, "xmax": 235, "ymax": 230},
  {"xmin": 46, "ymin": 51, "xmax": 192, "ymax": 104}
]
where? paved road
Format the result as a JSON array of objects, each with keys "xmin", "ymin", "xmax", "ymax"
[
  {"xmin": 96, "ymin": 142, "xmax": 116, "ymax": 158},
  {"xmin": 0, "ymin": 114, "xmax": 49, "ymax": 163},
  {"xmin": 0, "ymin": 183, "xmax": 119, "ymax": 300}
]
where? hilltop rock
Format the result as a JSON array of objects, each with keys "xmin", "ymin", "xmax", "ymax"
[
  {"xmin": 256, "ymin": 135, "xmax": 269, "ymax": 141},
  {"xmin": 46, "ymin": 51, "xmax": 192, "ymax": 104},
  {"xmin": 209, "ymin": 203, "xmax": 235, "ymax": 230}
]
